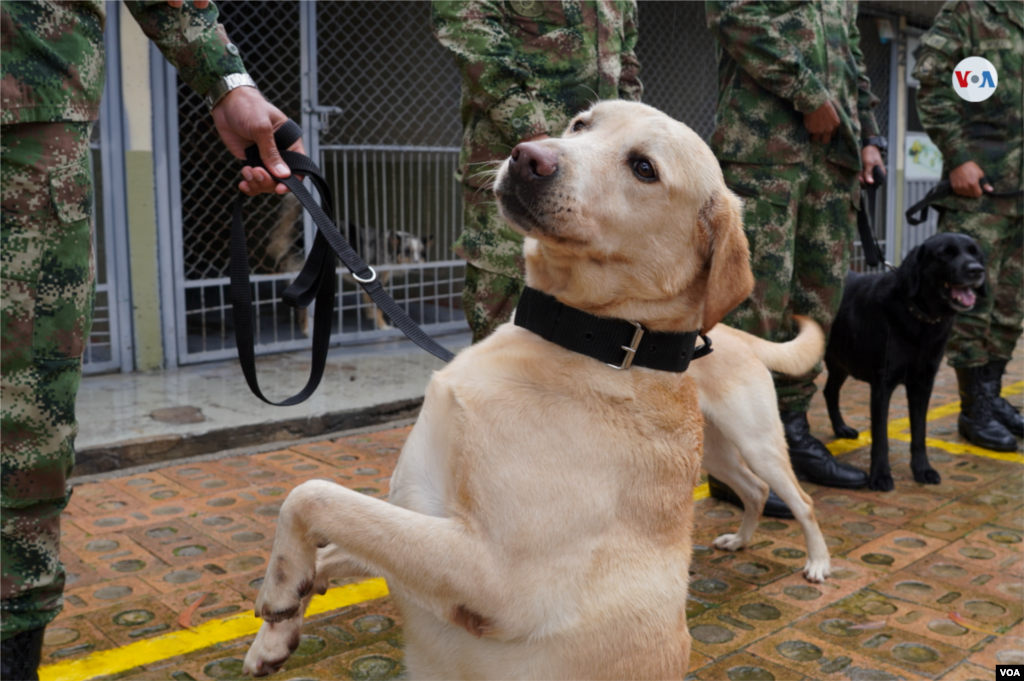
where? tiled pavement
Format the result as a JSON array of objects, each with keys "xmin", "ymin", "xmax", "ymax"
[{"xmin": 42, "ymin": 351, "xmax": 1023, "ymax": 681}]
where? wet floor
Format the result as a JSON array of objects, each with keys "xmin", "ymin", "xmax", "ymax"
[{"xmin": 42, "ymin": 351, "xmax": 1023, "ymax": 681}]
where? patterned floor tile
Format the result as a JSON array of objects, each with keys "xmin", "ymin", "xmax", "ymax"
[
  {"xmin": 690, "ymin": 650, "xmax": 811, "ymax": 681},
  {"xmin": 758, "ymin": 558, "xmax": 880, "ymax": 613},
  {"xmin": 747, "ymin": 628, "xmax": 925, "ymax": 681},
  {"xmin": 846, "ymin": 530, "xmax": 950, "ymax": 575}
]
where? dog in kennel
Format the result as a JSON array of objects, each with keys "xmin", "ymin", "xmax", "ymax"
[{"xmin": 267, "ymin": 192, "xmax": 434, "ymax": 331}]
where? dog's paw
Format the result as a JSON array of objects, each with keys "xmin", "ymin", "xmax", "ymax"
[
  {"xmin": 803, "ymin": 559, "xmax": 831, "ymax": 584},
  {"xmin": 912, "ymin": 466, "xmax": 941, "ymax": 485},
  {"xmin": 713, "ymin": 533, "xmax": 746, "ymax": 552},
  {"xmin": 834, "ymin": 424, "xmax": 859, "ymax": 440},
  {"xmin": 254, "ymin": 558, "xmax": 315, "ymax": 624},
  {"xmin": 243, "ymin": 619, "xmax": 302, "ymax": 677},
  {"xmin": 868, "ymin": 471, "xmax": 894, "ymax": 492}
]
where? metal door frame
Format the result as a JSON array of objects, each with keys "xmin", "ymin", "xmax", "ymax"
[{"xmin": 83, "ymin": 7, "xmax": 133, "ymax": 374}]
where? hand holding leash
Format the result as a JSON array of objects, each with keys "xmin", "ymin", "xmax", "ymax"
[
  {"xmin": 906, "ymin": 175, "xmax": 1023, "ymax": 226},
  {"xmin": 231, "ymin": 121, "xmax": 455, "ymax": 406}
]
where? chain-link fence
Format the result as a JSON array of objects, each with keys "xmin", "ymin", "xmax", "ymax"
[{"xmin": 173, "ymin": 1, "xmax": 466, "ymax": 363}]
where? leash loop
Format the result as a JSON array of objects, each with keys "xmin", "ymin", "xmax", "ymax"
[{"xmin": 231, "ymin": 120, "xmax": 454, "ymax": 406}]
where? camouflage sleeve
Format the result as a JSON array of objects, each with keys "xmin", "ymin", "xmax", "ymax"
[
  {"xmin": 913, "ymin": 2, "xmax": 972, "ymax": 171},
  {"xmin": 618, "ymin": 1, "xmax": 643, "ymax": 102},
  {"xmin": 431, "ymin": 0, "xmax": 550, "ymax": 141},
  {"xmin": 123, "ymin": 0, "xmax": 247, "ymax": 98},
  {"xmin": 705, "ymin": 0, "xmax": 832, "ymax": 114},
  {"xmin": 848, "ymin": 4, "xmax": 881, "ymax": 139}
]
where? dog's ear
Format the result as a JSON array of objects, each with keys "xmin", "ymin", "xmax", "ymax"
[
  {"xmin": 699, "ymin": 189, "xmax": 753, "ymax": 332},
  {"xmin": 388, "ymin": 232, "xmax": 401, "ymax": 253},
  {"xmin": 425, "ymin": 234, "xmax": 435, "ymax": 250}
]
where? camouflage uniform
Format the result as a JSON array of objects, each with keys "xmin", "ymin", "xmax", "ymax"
[
  {"xmin": 913, "ymin": 0, "xmax": 1023, "ymax": 369},
  {"xmin": 432, "ymin": 0, "xmax": 642, "ymax": 342},
  {"xmin": 1, "ymin": 0, "xmax": 247, "ymax": 640},
  {"xmin": 706, "ymin": 0, "xmax": 881, "ymax": 412}
]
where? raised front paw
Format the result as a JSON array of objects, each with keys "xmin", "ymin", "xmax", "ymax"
[
  {"xmin": 834, "ymin": 424, "xmax": 859, "ymax": 440},
  {"xmin": 254, "ymin": 555, "xmax": 315, "ymax": 624},
  {"xmin": 868, "ymin": 470, "xmax": 894, "ymax": 492},
  {"xmin": 912, "ymin": 466, "xmax": 941, "ymax": 485},
  {"xmin": 243, "ymin": 619, "xmax": 302, "ymax": 677}
]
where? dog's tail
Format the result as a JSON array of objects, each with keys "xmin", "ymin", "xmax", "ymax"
[{"xmin": 732, "ymin": 315, "xmax": 825, "ymax": 376}]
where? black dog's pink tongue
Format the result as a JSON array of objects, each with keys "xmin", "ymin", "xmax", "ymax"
[{"xmin": 951, "ymin": 286, "xmax": 976, "ymax": 308}]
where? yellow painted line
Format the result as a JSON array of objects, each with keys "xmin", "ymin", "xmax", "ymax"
[
  {"xmin": 39, "ymin": 578, "xmax": 389, "ymax": 681},
  {"xmin": 694, "ymin": 482, "xmax": 710, "ymax": 501},
  {"xmin": 826, "ymin": 431, "xmax": 873, "ymax": 456}
]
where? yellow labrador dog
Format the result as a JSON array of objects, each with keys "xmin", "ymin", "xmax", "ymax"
[
  {"xmin": 243, "ymin": 100, "xmax": 753, "ymax": 679},
  {"xmin": 694, "ymin": 317, "xmax": 831, "ymax": 583}
]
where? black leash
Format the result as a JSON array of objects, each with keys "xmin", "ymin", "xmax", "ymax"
[
  {"xmin": 231, "ymin": 120, "xmax": 455, "ymax": 406},
  {"xmin": 905, "ymin": 177, "xmax": 1023, "ymax": 226},
  {"xmin": 856, "ymin": 166, "xmax": 889, "ymax": 270}
]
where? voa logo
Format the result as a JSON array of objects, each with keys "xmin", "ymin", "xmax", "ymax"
[{"xmin": 952, "ymin": 56, "xmax": 998, "ymax": 102}]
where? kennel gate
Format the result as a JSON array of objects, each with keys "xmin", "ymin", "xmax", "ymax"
[{"xmin": 158, "ymin": 1, "xmax": 467, "ymax": 367}]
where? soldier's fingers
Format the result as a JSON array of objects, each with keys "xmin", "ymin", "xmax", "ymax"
[{"xmin": 255, "ymin": 131, "xmax": 290, "ymax": 180}]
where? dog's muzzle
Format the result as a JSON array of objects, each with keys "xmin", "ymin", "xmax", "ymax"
[{"xmin": 495, "ymin": 142, "xmax": 560, "ymax": 233}]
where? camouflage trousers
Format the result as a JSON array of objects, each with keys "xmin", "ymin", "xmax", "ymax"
[
  {"xmin": 721, "ymin": 153, "xmax": 859, "ymax": 413},
  {"xmin": 938, "ymin": 209, "xmax": 1024, "ymax": 368},
  {"xmin": 457, "ymin": 185, "xmax": 526, "ymax": 342},
  {"xmin": 1, "ymin": 121, "xmax": 95, "ymax": 640}
]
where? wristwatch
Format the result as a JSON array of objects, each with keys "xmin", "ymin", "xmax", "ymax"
[
  {"xmin": 204, "ymin": 73, "xmax": 259, "ymax": 112},
  {"xmin": 862, "ymin": 135, "xmax": 888, "ymax": 152}
]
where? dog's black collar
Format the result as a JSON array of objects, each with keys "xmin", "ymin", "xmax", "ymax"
[
  {"xmin": 514, "ymin": 286, "xmax": 712, "ymax": 372},
  {"xmin": 907, "ymin": 298, "xmax": 942, "ymax": 324}
]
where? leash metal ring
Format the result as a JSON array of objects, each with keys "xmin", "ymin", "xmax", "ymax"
[{"xmin": 352, "ymin": 266, "xmax": 377, "ymax": 284}]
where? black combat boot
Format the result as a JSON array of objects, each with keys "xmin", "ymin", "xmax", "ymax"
[
  {"xmin": 0, "ymin": 626, "xmax": 45, "ymax": 681},
  {"xmin": 987, "ymin": 360, "xmax": 1024, "ymax": 438},
  {"xmin": 707, "ymin": 475, "xmax": 795, "ymax": 519},
  {"xmin": 780, "ymin": 411, "xmax": 868, "ymax": 488},
  {"xmin": 956, "ymin": 366, "xmax": 1018, "ymax": 452}
]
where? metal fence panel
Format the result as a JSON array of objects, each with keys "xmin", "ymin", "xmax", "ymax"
[{"xmin": 171, "ymin": 0, "xmax": 465, "ymax": 364}]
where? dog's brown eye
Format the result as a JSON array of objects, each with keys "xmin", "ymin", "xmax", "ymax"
[
  {"xmin": 571, "ymin": 120, "xmax": 586, "ymax": 133},
  {"xmin": 632, "ymin": 159, "xmax": 656, "ymax": 181}
]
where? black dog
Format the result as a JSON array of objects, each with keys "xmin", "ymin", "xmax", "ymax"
[{"xmin": 823, "ymin": 233, "xmax": 987, "ymax": 491}]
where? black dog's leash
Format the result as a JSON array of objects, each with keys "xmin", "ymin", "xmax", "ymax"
[
  {"xmin": 231, "ymin": 121, "xmax": 455, "ymax": 406},
  {"xmin": 856, "ymin": 166, "xmax": 890, "ymax": 270},
  {"xmin": 905, "ymin": 177, "xmax": 1024, "ymax": 226}
]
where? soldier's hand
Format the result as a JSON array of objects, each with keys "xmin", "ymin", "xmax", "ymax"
[
  {"xmin": 804, "ymin": 101, "xmax": 840, "ymax": 144},
  {"xmin": 949, "ymin": 161, "xmax": 992, "ymax": 199},
  {"xmin": 860, "ymin": 146, "xmax": 886, "ymax": 186},
  {"xmin": 210, "ymin": 86, "xmax": 306, "ymax": 196}
]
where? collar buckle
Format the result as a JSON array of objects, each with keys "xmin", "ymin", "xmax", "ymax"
[{"xmin": 606, "ymin": 321, "xmax": 645, "ymax": 370}]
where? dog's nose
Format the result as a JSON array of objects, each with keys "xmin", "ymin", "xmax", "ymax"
[
  {"xmin": 510, "ymin": 142, "xmax": 558, "ymax": 180},
  {"xmin": 965, "ymin": 262, "xmax": 985, "ymax": 278}
]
